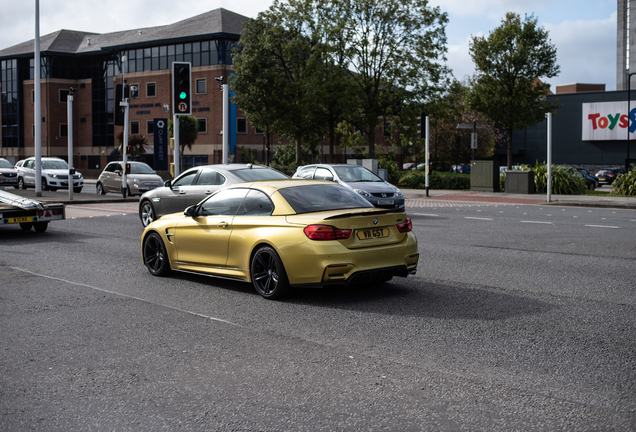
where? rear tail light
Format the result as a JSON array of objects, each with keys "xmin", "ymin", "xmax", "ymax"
[
  {"xmin": 397, "ymin": 217, "xmax": 413, "ymax": 233},
  {"xmin": 304, "ymin": 225, "xmax": 352, "ymax": 240}
]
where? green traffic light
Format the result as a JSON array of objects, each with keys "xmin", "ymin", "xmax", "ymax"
[{"xmin": 179, "ymin": 91, "xmax": 187, "ymax": 100}]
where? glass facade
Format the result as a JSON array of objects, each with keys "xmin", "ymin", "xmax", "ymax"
[
  {"xmin": 1, "ymin": 59, "xmax": 23, "ymax": 148},
  {"xmin": 1, "ymin": 37, "xmax": 238, "ymax": 149}
]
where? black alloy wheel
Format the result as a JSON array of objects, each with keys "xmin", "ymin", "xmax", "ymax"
[
  {"xmin": 250, "ymin": 246, "xmax": 289, "ymax": 300},
  {"xmin": 143, "ymin": 232, "xmax": 170, "ymax": 276}
]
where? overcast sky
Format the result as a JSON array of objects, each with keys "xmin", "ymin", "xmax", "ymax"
[{"xmin": 0, "ymin": 0, "xmax": 618, "ymax": 91}]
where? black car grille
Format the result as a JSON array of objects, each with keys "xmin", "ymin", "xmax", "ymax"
[
  {"xmin": 371, "ymin": 192, "xmax": 394, "ymax": 198},
  {"xmin": 2, "ymin": 172, "xmax": 16, "ymax": 178}
]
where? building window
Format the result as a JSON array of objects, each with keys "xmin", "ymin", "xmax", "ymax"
[
  {"xmin": 60, "ymin": 124, "xmax": 68, "ymax": 138},
  {"xmin": 198, "ymin": 118, "xmax": 207, "ymax": 133},
  {"xmin": 383, "ymin": 122, "xmax": 391, "ymax": 137},
  {"xmin": 147, "ymin": 120, "xmax": 154, "ymax": 135},
  {"xmin": 60, "ymin": 89, "xmax": 69, "ymax": 103},
  {"xmin": 196, "ymin": 79, "xmax": 206, "ymax": 94},
  {"xmin": 131, "ymin": 121, "xmax": 140, "ymax": 135},
  {"xmin": 147, "ymin": 82, "xmax": 156, "ymax": 97},
  {"xmin": 183, "ymin": 155, "xmax": 208, "ymax": 170},
  {"xmin": 237, "ymin": 118, "xmax": 247, "ymax": 134},
  {"xmin": 130, "ymin": 84, "xmax": 139, "ymax": 98},
  {"xmin": 255, "ymin": 128, "xmax": 264, "ymax": 134}
]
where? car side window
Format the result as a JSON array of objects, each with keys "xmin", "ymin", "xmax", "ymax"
[
  {"xmin": 296, "ymin": 167, "xmax": 315, "ymax": 179},
  {"xmin": 314, "ymin": 167, "xmax": 334, "ymax": 181},
  {"xmin": 236, "ymin": 189, "xmax": 274, "ymax": 216},
  {"xmin": 196, "ymin": 170, "xmax": 225, "ymax": 186},
  {"xmin": 172, "ymin": 170, "xmax": 197, "ymax": 188},
  {"xmin": 24, "ymin": 160, "xmax": 34, "ymax": 169},
  {"xmin": 199, "ymin": 188, "xmax": 249, "ymax": 216}
]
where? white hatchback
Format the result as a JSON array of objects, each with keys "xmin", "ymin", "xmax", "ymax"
[{"xmin": 17, "ymin": 157, "xmax": 84, "ymax": 192}]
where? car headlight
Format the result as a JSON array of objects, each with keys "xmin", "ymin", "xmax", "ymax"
[
  {"xmin": 354, "ymin": 189, "xmax": 370, "ymax": 197},
  {"xmin": 395, "ymin": 188, "xmax": 403, "ymax": 198},
  {"xmin": 47, "ymin": 173, "xmax": 57, "ymax": 178},
  {"xmin": 133, "ymin": 178, "xmax": 141, "ymax": 184},
  {"xmin": 77, "ymin": 173, "xmax": 83, "ymax": 179}
]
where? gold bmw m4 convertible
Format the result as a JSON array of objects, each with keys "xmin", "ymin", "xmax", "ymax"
[{"xmin": 141, "ymin": 180, "xmax": 419, "ymax": 299}]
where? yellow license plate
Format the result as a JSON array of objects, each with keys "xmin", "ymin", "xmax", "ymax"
[
  {"xmin": 9, "ymin": 216, "xmax": 33, "ymax": 223},
  {"xmin": 357, "ymin": 227, "xmax": 389, "ymax": 240},
  {"xmin": 598, "ymin": 178, "xmax": 605, "ymax": 181}
]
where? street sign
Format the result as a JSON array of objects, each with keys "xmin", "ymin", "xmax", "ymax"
[{"xmin": 471, "ymin": 133, "xmax": 478, "ymax": 149}]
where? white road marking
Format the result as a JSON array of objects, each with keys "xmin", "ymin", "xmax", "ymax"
[
  {"xmin": 465, "ymin": 217, "xmax": 493, "ymax": 221},
  {"xmin": 520, "ymin": 220, "xmax": 553, "ymax": 224},
  {"xmin": 585, "ymin": 224, "xmax": 620, "ymax": 229}
]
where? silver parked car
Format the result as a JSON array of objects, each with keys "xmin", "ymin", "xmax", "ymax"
[
  {"xmin": 17, "ymin": 156, "xmax": 83, "ymax": 192},
  {"xmin": 0, "ymin": 158, "xmax": 19, "ymax": 188},
  {"xmin": 96, "ymin": 161, "xmax": 164, "ymax": 196},
  {"xmin": 138, "ymin": 163, "xmax": 289, "ymax": 227},
  {"xmin": 292, "ymin": 164, "xmax": 405, "ymax": 209}
]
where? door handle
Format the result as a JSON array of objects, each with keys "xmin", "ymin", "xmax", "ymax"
[
  {"xmin": 179, "ymin": 190, "xmax": 186, "ymax": 195},
  {"xmin": 217, "ymin": 221, "xmax": 229, "ymax": 228},
  {"xmin": 205, "ymin": 190, "xmax": 213, "ymax": 194}
]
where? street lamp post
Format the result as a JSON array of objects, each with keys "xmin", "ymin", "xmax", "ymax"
[{"xmin": 627, "ymin": 72, "xmax": 636, "ymax": 171}]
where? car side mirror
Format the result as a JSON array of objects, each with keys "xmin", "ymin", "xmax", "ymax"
[
  {"xmin": 164, "ymin": 179, "xmax": 172, "ymax": 188},
  {"xmin": 69, "ymin": 168, "xmax": 76, "ymax": 175},
  {"xmin": 115, "ymin": 170, "xmax": 122, "ymax": 176},
  {"xmin": 184, "ymin": 205, "xmax": 197, "ymax": 218}
]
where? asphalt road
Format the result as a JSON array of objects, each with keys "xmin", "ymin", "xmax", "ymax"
[{"xmin": 1, "ymin": 202, "xmax": 635, "ymax": 431}]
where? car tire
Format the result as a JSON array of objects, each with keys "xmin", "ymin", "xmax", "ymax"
[
  {"xmin": 250, "ymin": 246, "xmax": 290, "ymax": 300},
  {"xmin": 34, "ymin": 222, "xmax": 48, "ymax": 232},
  {"xmin": 139, "ymin": 201, "xmax": 155, "ymax": 227},
  {"xmin": 74, "ymin": 187, "xmax": 82, "ymax": 193},
  {"xmin": 143, "ymin": 232, "xmax": 171, "ymax": 276},
  {"xmin": 18, "ymin": 177, "xmax": 26, "ymax": 190},
  {"xmin": 42, "ymin": 177, "xmax": 49, "ymax": 191},
  {"xmin": 588, "ymin": 182, "xmax": 595, "ymax": 191},
  {"xmin": 19, "ymin": 223, "xmax": 33, "ymax": 231},
  {"xmin": 96, "ymin": 183, "xmax": 105, "ymax": 195}
]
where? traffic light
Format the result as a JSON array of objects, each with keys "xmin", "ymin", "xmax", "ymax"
[
  {"xmin": 172, "ymin": 62, "xmax": 191, "ymax": 115},
  {"xmin": 417, "ymin": 112, "xmax": 426, "ymax": 138},
  {"xmin": 125, "ymin": 163, "xmax": 131, "ymax": 174}
]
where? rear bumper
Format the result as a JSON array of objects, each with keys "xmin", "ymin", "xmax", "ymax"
[{"xmin": 291, "ymin": 265, "xmax": 416, "ymax": 288}]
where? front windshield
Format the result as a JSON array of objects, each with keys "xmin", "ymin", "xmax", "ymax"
[
  {"xmin": 0, "ymin": 160, "xmax": 13, "ymax": 169},
  {"xmin": 41, "ymin": 160, "xmax": 68, "ymax": 170},
  {"xmin": 130, "ymin": 163, "xmax": 155, "ymax": 174},
  {"xmin": 333, "ymin": 166, "xmax": 383, "ymax": 183},
  {"xmin": 233, "ymin": 167, "xmax": 289, "ymax": 181}
]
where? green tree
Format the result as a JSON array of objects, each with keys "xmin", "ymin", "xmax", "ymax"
[
  {"xmin": 334, "ymin": 0, "xmax": 450, "ymax": 158},
  {"xmin": 232, "ymin": 4, "xmax": 326, "ymax": 165},
  {"xmin": 467, "ymin": 12, "xmax": 560, "ymax": 169},
  {"xmin": 168, "ymin": 115, "xmax": 199, "ymax": 173},
  {"xmin": 115, "ymin": 132, "xmax": 147, "ymax": 160}
]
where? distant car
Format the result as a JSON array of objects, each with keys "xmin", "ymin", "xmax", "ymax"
[
  {"xmin": 0, "ymin": 158, "xmax": 19, "ymax": 188},
  {"xmin": 292, "ymin": 164, "xmax": 404, "ymax": 209},
  {"xmin": 595, "ymin": 168, "xmax": 625, "ymax": 185},
  {"xmin": 141, "ymin": 180, "xmax": 418, "ymax": 299},
  {"xmin": 402, "ymin": 163, "xmax": 416, "ymax": 170},
  {"xmin": 96, "ymin": 161, "xmax": 164, "ymax": 196},
  {"xmin": 16, "ymin": 156, "xmax": 83, "ymax": 192},
  {"xmin": 574, "ymin": 168, "xmax": 599, "ymax": 189},
  {"xmin": 450, "ymin": 164, "xmax": 470, "ymax": 174},
  {"xmin": 570, "ymin": 170, "xmax": 596, "ymax": 190},
  {"xmin": 416, "ymin": 163, "xmax": 427, "ymax": 170},
  {"xmin": 138, "ymin": 163, "xmax": 289, "ymax": 227}
]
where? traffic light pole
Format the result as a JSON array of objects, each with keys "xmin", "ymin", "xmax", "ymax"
[
  {"xmin": 173, "ymin": 114, "xmax": 180, "ymax": 178},
  {"xmin": 67, "ymin": 90, "xmax": 74, "ymax": 201},
  {"xmin": 425, "ymin": 114, "xmax": 430, "ymax": 197},
  {"xmin": 121, "ymin": 99, "xmax": 129, "ymax": 198},
  {"xmin": 222, "ymin": 84, "xmax": 229, "ymax": 164}
]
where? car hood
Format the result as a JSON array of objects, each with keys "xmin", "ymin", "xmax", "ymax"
[
  {"xmin": 43, "ymin": 169, "xmax": 70, "ymax": 175},
  {"xmin": 342, "ymin": 181, "xmax": 398, "ymax": 193},
  {"xmin": 0, "ymin": 168, "xmax": 18, "ymax": 174},
  {"xmin": 129, "ymin": 174, "xmax": 164, "ymax": 182}
]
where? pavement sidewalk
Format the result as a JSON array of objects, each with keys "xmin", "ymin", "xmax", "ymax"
[{"xmin": 3, "ymin": 180, "xmax": 635, "ymax": 210}]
